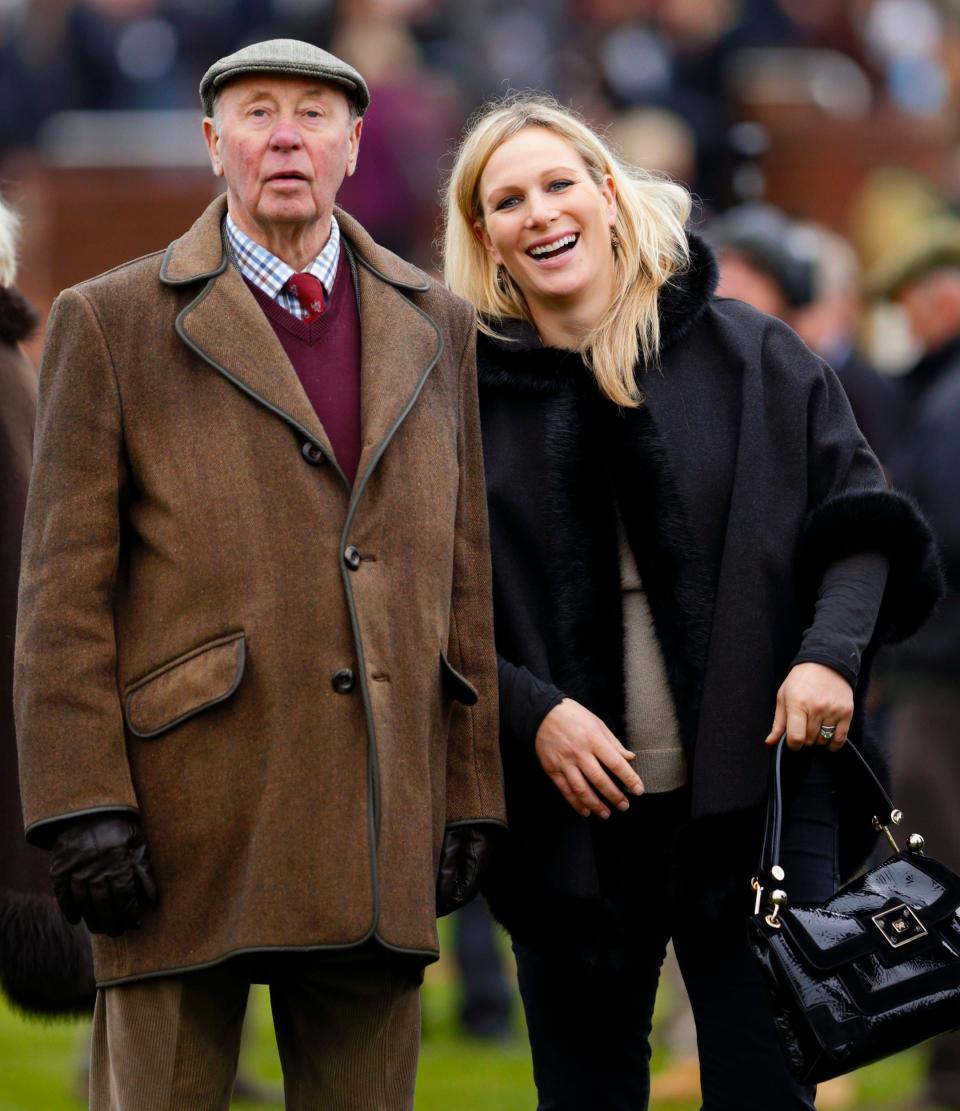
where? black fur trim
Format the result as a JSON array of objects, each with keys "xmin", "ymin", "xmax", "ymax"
[
  {"xmin": 0, "ymin": 286, "xmax": 39, "ymax": 345},
  {"xmin": 0, "ymin": 891, "xmax": 95, "ymax": 1017},
  {"xmin": 477, "ymin": 326, "xmax": 584, "ymax": 395},
  {"xmin": 797, "ymin": 489, "xmax": 943, "ymax": 642},
  {"xmin": 541, "ymin": 386, "xmax": 624, "ymax": 727},
  {"xmin": 657, "ymin": 233, "xmax": 718, "ymax": 353},
  {"xmin": 611, "ymin": 404, "xmax": 714, "ymax": 763}
]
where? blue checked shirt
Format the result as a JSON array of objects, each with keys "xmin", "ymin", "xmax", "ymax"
[{"xmin": 225, "ymin": 213, "xmax": 341, "ymax": 319}]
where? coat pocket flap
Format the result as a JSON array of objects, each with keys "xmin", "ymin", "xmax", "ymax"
[
  {"xmin": 440, "ymin": 651, "xmax": 479, "ymax": 706},
  {"xmin": 124, "ymin": 632, "xmax": 246, "ymax": 738}
]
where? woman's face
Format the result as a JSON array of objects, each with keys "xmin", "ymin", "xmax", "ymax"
[{"xmin": 476, "ymin": 127, "xmax": 617, "ymax": 312}]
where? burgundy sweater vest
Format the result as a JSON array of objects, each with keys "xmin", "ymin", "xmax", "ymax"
[{"xmin": 245, "ymin": 253, "xmax": 362, "ymax": 483}]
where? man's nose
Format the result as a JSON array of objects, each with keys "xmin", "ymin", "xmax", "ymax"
[{"xmin": 269, "ymin": 118, "xmax": 303, "ymax": 149}]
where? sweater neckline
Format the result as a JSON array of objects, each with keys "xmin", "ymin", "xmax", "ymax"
[{"xmin": 244, "ymin": 250, "xmax": 351, "ymax": 344}]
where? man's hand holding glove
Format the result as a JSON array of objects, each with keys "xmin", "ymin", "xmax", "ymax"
[
  {"xmin": 435, "ymin": 823, "xmax": 501, "ymax": 917},
  {"xmin": 49, "ymin": 815, "xmax": 158, "ymax": 936}
]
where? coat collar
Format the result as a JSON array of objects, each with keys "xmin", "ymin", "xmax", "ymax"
[
  {"xmin": 164, "ymin": 194, "xmax": 440, "ymax": 500},
  {"xmin": 477, "ymin": 231, "xmax": 718, "ymax": 393},
  {"xmin": 160, "ymin": 194, "xmax": 430, "ymax": 293}
]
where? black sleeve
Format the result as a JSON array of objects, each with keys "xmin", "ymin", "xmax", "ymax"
[
  {"xmin": 792, "ymin": 552, "xmax": 890, "ymax": 686},
  {"xmin": 497, "ymin": 655, "xmax": 565, "ymax": 746}
]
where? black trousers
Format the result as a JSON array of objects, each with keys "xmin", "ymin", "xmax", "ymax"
[{"xmin": 513, "ymin": 755, "xmax": 839, "ymax": 1111}]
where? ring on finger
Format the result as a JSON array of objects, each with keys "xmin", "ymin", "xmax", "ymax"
[{"xmin": 818, "ymin": 723, "xmax": 837, "ymax": 741}]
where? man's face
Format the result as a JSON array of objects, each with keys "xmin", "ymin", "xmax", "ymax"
[{"xmin": 203, "ymin": 75, "xmax": 362, "ymax": 241}]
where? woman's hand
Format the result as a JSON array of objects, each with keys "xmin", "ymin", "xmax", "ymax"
[
  {"xmin": 764, "ymin": 662, "xmax": 854, "ymax": 752},
  {"xmin": 535, "ymin": 699, "xmax": 644, "ymax": 818}
]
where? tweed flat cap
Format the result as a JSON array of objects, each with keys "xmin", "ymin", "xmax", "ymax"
[{"xmin": 200, "ymin": 39, "xmax": 370, "ymax": 117}]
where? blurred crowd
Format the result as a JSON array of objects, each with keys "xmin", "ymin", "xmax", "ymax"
[
  {"xmin": 3, "ymin": 1, "xmax": 960, "ymax": 1108},
  {"xmin": 5, "ymin": 0, "xmax": 960, "ymax": 261}
]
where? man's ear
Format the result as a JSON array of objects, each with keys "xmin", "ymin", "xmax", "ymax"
[
  {"xmin": 473, "ymin": 220, "xmax": 502, "ymax": 266},
  {"xmin": 202, "ymin": 118, "xmax": 223, "ymax": 178},
  {"xmin": 345, "ymin": 116, "xmax": 363, "ymax": 178}
]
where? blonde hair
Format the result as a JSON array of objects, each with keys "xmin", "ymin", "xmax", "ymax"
[
  {"xmin": 443, "ymin": 94, "xmax": 692, "ymax": 407},
  {"xmin": 0, "ymin": 192, "xmax": 20, "ymax": 289}
]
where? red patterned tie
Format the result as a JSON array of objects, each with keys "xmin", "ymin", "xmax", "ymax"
[{"xmin": 286, "ymin": 272, "xmax": 326, "ymax": 322}]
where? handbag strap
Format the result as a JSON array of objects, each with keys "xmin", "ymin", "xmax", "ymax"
[{"xmin": 758, "ymin": 733, "xmax": 899, "ymax": 883}]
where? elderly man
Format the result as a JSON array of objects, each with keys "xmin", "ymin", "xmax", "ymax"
[{"xmin": 15, "ymin": 39, "xmax": 504, "ymax": 1109}]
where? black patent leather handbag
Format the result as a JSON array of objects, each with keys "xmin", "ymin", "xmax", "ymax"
[{"xmin": 747, "ymin": 735, "xmax": 960, "ymax": 1085}]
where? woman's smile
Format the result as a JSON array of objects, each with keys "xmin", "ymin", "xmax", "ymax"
[
  {"xmin": 526, "ymin": 232, "xmax": 580, "ymax": 263},
  {"xmin": 477, "ymin": 126, "xmax": 617, "ymax": 315}
]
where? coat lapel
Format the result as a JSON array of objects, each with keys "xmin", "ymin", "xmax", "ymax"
[
  {"xmin": 161, "ymin": 198, "xmax": 441, "ymax": 495},
  {"xmin": 161, "ymin": 196, "xmax": 337, "ymax": 465},
  {"xmin": 332, "ymin": 210, "xmax": 441, "ymax": 504},
  {"xmin": 351, "ymin": 261, "xmax": 441, "ymax": 496}
]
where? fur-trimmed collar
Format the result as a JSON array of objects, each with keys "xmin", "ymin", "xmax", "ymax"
[
  {"xmin": 477, "ymin": 231, "xmax": 718, "ymax": 393},
  {"xmin": 0, "ymin": 286, "xmax": 38, "ymax": 345}
]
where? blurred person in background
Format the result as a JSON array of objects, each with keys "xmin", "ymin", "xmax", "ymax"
[
  {"xmin": 330, "ymin": 12, "xmax": 461, "ymax": 267},
  {"xmin": 872, "ymin": 227, "xmax": 960, "ymax": 1111},
  {"xmin": 790, "ymin": 222, "xmax": 898, "ymax": 466},
  {"xmin": 451, "ymin": 898, "xmax": 513, "ymax": 1041},
  {"xmin": 712, "ymin": 203, "xmax": 897, "ymax": 463},
  {"xmin": 14, "ymin": 38, "xmax": 505, "ymax": 1109},
  {"xmin": 608, "ymin": 105, "xmax": 697, "ymax": 189},
  {"xmin": 0, "ymin": 189, "xmax": 95, "ymax": 1020},
  {"xmin": 0, "ymin": 0, "xmax": 271, "ymax": 153},
  {"xmin": 443, "ymin": 93, "xmax": 940, "ymax": 1111},
  {"xmin": 711, "ymin": 201, "xmax": 815, "ymax": 315}
]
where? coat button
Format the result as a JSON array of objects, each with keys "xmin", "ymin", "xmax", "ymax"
[
  {"xmin": 343, "ymin": 545, "xmax": 362, "ymax": 570},
  {"xmin": 301, "ymin": 441, "xmax": 325, "ymax": 465},
  {"xmin": 331, "ymin": 668, "xmax": 355, "ymax": 693}
]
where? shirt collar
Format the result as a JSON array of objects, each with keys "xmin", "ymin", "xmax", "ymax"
[{"xmin": 224, "ymin": 212, "xmax": 341, "ymax": 300}]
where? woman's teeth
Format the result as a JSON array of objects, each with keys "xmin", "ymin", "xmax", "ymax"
[{"xmin": 529, "ymin": 234, "xmax": 578, "ymax": 259}]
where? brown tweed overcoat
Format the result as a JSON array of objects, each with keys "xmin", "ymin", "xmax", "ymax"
[{"xmin": 15, "ymin": 195, "xmax": 505, "ymax": 986}]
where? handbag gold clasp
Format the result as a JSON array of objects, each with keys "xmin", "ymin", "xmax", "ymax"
[
  {"xmin": 873, "ymin": 809, "xmax": 903, "ymax": 854},
  {"xmin": 765, "ymin": 889, "xmax": 788, "ymax": 929}
]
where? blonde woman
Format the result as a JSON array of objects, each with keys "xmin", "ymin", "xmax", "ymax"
[{"xmin": 443, "ymin": 96, "xmax": 940, "ymax": 1110}]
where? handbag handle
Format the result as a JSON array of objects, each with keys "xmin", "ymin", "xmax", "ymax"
[{"xmin": 754, "ymin": 734, "xmax": 906, "ymax": 917}]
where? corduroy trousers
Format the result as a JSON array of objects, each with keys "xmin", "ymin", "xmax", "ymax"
[{"xmin": 89, "ymin": 944, "xmax": 421, "ymax": 1111}]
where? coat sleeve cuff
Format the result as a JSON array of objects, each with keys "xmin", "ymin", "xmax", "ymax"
[
  {"xmin": 497, "ymin": 656, "xmax": 566, "ymax": 746},
  {"xmin": 790, "ymin": 650, "xmax": 858, "ymax": 688},
  {"xmin": 796, "ymin": 488, "xmax": 943, "ymax": 643},
  {"xmin": 25, "ymin": 805, "xmax": 141, "ymax": 849}
]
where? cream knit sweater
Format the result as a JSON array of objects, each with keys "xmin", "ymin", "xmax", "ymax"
[{"xmin": 619, "ymin": 522, "xmax": 688, "ymax": 792}]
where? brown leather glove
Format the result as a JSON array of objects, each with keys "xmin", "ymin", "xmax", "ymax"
[
  {"xmin": 49, "ymin": 815, "xmax": 158, "ymax": 937},
  {"xmin": 436, "ymin": 823, "xmax": 500, "ymax": 917}
]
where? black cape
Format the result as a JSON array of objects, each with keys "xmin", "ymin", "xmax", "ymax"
[{"xmin": 477, "ymin": 236, "xmax": 941, "ymax": 939}]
